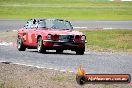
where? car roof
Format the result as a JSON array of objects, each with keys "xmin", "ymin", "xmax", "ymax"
[{"xmin": 29, "ymin": 18, "xmax": 69, "ymax": 22}]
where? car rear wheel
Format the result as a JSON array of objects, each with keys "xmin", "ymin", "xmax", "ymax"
[
  {"xmin": 37, "ymin": 37, "xmax": 46, "ymax": 53},
  {"xmin": 17, "ymin": 36, "xmax": 26, "ymax": 51},
  {"xmin": 56, "ymin": 50, "xmax": 64, "ymax": 53}
]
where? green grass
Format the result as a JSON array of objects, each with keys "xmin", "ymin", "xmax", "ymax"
[
  {"xmin": 0, "ymin": 84, "xmax": 4, "ymax": 88},
  {"xmin": 50, "ymin": 74, "xmax": 75, "ymax": 82},
  {"xmin": 80, "ymin": 29, "xmax": 132, "ymax": 52},
  {"xmin": 0, "ymin": 0, "xmax": 132, "ymax": 20}
]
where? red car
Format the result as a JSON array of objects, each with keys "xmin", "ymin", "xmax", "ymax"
[{"xmin": 17, "ymin": 18, "xmax": 86, "ymax": 55}]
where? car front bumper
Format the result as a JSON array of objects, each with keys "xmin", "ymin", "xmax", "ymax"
[
  {"xmin": 42, "ymin": 40, "xmax": 86, "ymax": 50},
  {"xmin": 43, "ymin": 40, "xmax": 87, "ymax": 47}
]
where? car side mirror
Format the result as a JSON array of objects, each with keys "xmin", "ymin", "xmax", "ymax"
[
  {"xmin": 33, "ymin": 26, "xmax": 37, "ymax": 29},
  {"xmin": 34, "ymin": 24, "xmax": 38, "ymax": 29},
  {"xmin": 24, "ymin": 26, "xmax": 28, "ymax": 29},
  {"xmin": 24, "ymin": 24, "xmax": 28, "ymax": 29}
]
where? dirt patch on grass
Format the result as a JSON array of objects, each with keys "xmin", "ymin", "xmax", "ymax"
[
  {"xmin": 0, "ymin": 62, "xmax": 132, "ymax": 88},
  {"xmin": 0, "ymin": 30, "xmax": 17, "ymax": 43}
]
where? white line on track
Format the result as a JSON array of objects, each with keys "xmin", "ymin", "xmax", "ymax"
[
  {"xmin": 0, "ymin": 61, "xmax": 75, "ymax": 73},
  {"xmin": 73, "ymin": 27, "xmax": 88, "ymax": 29}
]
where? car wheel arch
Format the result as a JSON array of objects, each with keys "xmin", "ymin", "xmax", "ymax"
[
  {"xmin": 18, "ymin": 35, "xmax": 22, "ymax": 38},
  {"xmin": 18, "ymin": 35, "xmax": 23, "ymax": 41},
  {"xmin": 37, "ymin": 35, "xmax": 42, "ymax": 42}
]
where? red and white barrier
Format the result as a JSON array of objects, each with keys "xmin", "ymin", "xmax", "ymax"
[
  {"xmin": 0, "ymin": 42, "xmax": 16, "ymax": 47},
  {"xmin": 110, "ymin": 0, "xmax": 132, "ymax": 1}
]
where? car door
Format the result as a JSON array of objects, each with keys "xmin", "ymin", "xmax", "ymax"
[
  {"xmin": 19, "ymin": 21, "xmax": 30, "ymax": 45},
  {"xmin": 25, "ymin": 19, "xmax": 37, "ymax": 46}
]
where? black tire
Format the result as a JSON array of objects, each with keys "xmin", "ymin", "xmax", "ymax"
[
  {"xmin": 56, "ymin": 49, "xmax": 64, "ymax": 53},
  {"xmin": 37, "ymin": 37, "xmax": 46, "ymax": 53},
  {"xmin": 17, "ymin": 36, "xmax": 26, "ymax": 51},
  {"xmin": 76, "ymin": 48, "xmax": 85, "ymax": 55},
  {"xmin": 76, "ymin": 50, "xmax": 84, "ymax": 55},
  {"xmin": 76, "ymin": 75, "xmax": 86, "ymax": 85}
]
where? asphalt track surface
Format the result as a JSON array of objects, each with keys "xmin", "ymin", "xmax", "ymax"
[
  {"xmin": 0, "ymin": 19, "xmax": 132, "ymax": 78},
  {"xmin": 0, "ymin": 46, "xmax": 132, "ymax": 76},
  {"xmin": 0, "ymin": 19, "xmax": 132, "ymax": 31}
]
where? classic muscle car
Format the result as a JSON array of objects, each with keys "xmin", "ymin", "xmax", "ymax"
[{"xmin": 17, "ymin": 18, "xmax": 86, "ymax": 55}]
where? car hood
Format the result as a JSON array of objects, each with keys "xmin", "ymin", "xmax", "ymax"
[{"xmin": 41, "ymin": 29, "xmax": 84, "ymax": 35}]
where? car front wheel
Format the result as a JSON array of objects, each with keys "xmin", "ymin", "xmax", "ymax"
[
  {"xmin": 37, "ymin": 37, "xmax": 46, "ymax": 53},
  {"xmin": 56, "ymin": 50, "xmax": 64, "ymax": 53},
  {"xmin": 17, "ymin": 36, "xmax": 26, "ymax": 51},
  {"xmin": 75, "ymin": 48, "xmax": 85, "ymax": 55}
]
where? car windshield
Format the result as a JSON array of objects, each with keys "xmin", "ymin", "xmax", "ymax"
[{"xmin": 38, "ymin": 19, "xmax": 73, "ymax": 30}]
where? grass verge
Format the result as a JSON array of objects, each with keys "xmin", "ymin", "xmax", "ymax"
[
  {"xmin": 80, "ymin": 29, "xmax": 132, "ymax": 52},
  {"xmin": 50, "ymin": 74, "xmax": 75, "ymax": 82},
  {"xmin": 0, "ymin": 84, "xmax": 4, "ymax": 88},
  {"xmin": 0, "ymin": 0, "xmax": 132, "ymax": 20}
]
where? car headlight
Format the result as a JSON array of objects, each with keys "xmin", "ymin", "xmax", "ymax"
[
  {"xmin": 47, "ymin": 34, "xmax": 52, "ymax": 40},
  {"xmin": 81, "ymin": 35, "xmax": 86, "ymax": 41}
]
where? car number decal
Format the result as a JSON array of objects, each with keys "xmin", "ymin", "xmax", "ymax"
[{"xmin": 28, "ymin": 33, "xmax": 32, "ymax": 44}]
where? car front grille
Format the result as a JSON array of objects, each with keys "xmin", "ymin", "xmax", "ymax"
[{"xmin": 59, "ymin": 35, "xmax": 74, "ymax": 41}]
